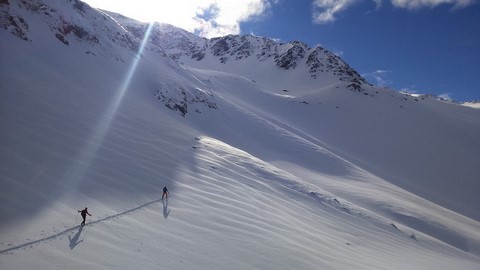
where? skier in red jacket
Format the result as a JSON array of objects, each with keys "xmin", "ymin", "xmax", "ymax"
[{"xmin": 78, "ymin": 207, "xmax": 91, "ymax": 226}]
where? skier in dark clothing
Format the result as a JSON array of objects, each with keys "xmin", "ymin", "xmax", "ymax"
[
  {"xmin": 78, "ymin": 207, "xmax": 91, "ymax": 226},
  {"xmin": 162, "ymin": 186, "xmax": 169, "ymax": 200}
]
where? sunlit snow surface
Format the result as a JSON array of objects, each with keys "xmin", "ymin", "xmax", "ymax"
[{"xmin": 1, "ymin": 1, "xmax": 479, "ymax": 269}]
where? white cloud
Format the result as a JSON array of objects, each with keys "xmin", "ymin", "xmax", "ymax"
[
  {"xmin": 333, "ymin": 50, "xmax": 344, "ymax": 56},
  {"xmin": 311, "ymin": 0, "xmax": 475, "ymax": 24},
  {"xmin": 83, "ymin": 0, "xmax": 476, "ymax": 36},
  {"xmin": 373, "ymin": 0, "xmax": 383, "ymax": 9},
  {"xmin": 312, "ymin": 0, "xmax": 359, "ymax": 24},
  {"xmin": 83, "ymin": 0, "xmax": 275, "ymax": 38},
  {"xmin": 193, "ymin": 0, "xmax": 275, "ymax": 37},
  {"xmin": 390, "ymin": 0, "xmax": 475, "ymax": 10},
  {"xmin": 438, "ymin": 93, "xmax": 453, "ymax": 100}
]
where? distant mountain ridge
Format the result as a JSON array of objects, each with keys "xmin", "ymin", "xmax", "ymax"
[
  {"xmin": 1, "ymin": 0, "xmax": 369, "ymax": 93},
  {"xmin": 120, "ymin": 18, "xmax": 370, "ymax": 92}
]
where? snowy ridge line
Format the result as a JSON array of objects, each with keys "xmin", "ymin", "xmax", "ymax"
[
  {"xmin": 0, "ymin": 197, "xmax": 165, "ymax": 255},
  {"xmin": 97, "ymin": 9, "xmax": 129, "ymax": 33}
]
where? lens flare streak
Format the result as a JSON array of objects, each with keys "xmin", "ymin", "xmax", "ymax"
[{"xmin": 67, "ymin": 23, "xmax": 155, "ymax": 186}]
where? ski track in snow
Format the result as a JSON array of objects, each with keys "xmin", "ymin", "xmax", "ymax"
[{"xmin": 0, "ymin": 197, "xmax": 164, "ymax": 255}]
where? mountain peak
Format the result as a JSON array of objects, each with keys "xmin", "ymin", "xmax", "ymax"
[
  {"xmin": 1, "ymin": 1, "xmax": 369, "ymax": 91},
  {"xmin": 138, "ymin": 25, "xmax": 370, "ymax": 90}
]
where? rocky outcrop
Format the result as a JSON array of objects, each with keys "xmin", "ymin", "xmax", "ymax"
[
  {"xmin": 155, "ymin": 85, "xmax": 217, "ymax": 117},
  {"xmin": 0, "ymin": 0, "xmax": 30, "ymax": 41}
]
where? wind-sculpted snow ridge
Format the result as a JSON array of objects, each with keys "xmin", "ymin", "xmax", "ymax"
[{"xmin": 1, "ymin": 134, "xmax": 480, "ymax": 269}]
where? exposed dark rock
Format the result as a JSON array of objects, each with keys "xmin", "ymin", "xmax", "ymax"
[
  {"xmin": 55, "ymin": 33, "xmax": 68, "ymax": 45},
  {"xmin": 155, "ymin": 86, "xmax": 217, "ymax": 117},
  {"xmin": 275, "ymin": 44, "xmax": 305, "ymax": 70},
  {"xmin": 0, "ymin": 2, "xmax": 30, "ymax": 41},
  {"xmin": 73, "ymin": 0, "xmax": 86, "ymax": 14},
  {"xmin": 211, "ymin": 38, "xmax": 230, "ymax": 58}
]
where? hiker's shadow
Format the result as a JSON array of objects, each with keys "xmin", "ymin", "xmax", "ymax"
[
  {"xmin": 68, "ymin": 226, "xmax": 84, "ymax": 250},
  {"xmin": 162, "ymin": 198, "xmax": 170, "ymax": 219}
]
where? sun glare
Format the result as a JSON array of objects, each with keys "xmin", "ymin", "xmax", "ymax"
[
  {"xmin": 83, "ymin": 0, "xmax": 269, "ymax": 37},
  {"xmin": 67, "ymin": 22, "xmax": 155, "ymax": 188}
]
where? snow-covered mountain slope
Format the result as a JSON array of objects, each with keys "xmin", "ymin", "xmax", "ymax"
[
  {"xmin": 463, "ymin": 100, "xmax": 480, "ymax": 109},
  {"xmin": 115, "ymin": 12, "xmax": 369, "ymax": 94},
  {"xmin": 119, "ymin": 16, "xmax": 480, "ymax": 222},
  {"xmin": 1, "ymin": 1, "xmax": 480, "ymax": 269}
]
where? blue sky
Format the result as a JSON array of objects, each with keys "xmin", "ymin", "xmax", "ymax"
[
  {"xmin": 83, "ymin": 0, "xmax": 480, "ymax": 101},
  {"xmin": 241, "ymin": 1, "xmax": 480, "ymax": 102}
]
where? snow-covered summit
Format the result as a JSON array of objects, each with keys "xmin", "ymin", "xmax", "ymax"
[
  {"xmin": 1, "ymin": 0, "xmax": 369, "ymax": 93},
  {"xmin": 131, "ymin": 22, "xmax": 369, "ymax": 92},
  {"xmin": 462, "ymin": 100, "xmax": 480, "ymax": 109}
]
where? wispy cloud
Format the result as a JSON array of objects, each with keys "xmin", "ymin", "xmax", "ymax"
[
  {"xmin": 311, "ymin": 0, "xmax": 475, "ymax": 24},
  {"xmin": 362, "ymin": 69, "xmax": 392, "ymax": 87},
  {"xmin": 399, "ymin": 86, "xmax": 418, "ymax": 94},
  {"xmin": 312, "ymin": 0, "xmax": 359, "ymax": 24},
  {"xmin": 390, "ymin": 0, "xmax": 475, "ymax": 10},
  {"xmin": 373, "ymin": 0, "xmax": 383, "ymax": 9},
  {"xmin": 333, "ymin": 50, "xmax": 344, "ymax": 56},
  {"xmin": 438, "ymin": 93, "xmax": 453, "ymax": 100}
]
